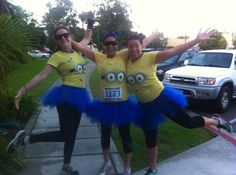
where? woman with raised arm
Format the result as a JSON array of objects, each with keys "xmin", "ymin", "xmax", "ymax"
[
  {"xmin": 72, "ymin": 31, "xmax": 157, "ymax": 175},
  {"xmin": 126, "ymin": 29, "xmax": 234, "ymax": 175},
  {"xmin": 7, "ymin": 24, "xmax": 93, "ymax": 175}
]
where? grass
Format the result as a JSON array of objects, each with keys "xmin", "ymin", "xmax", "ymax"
[
  {"xmin": 6, "ymin": 59, "xmax": 59, "ymax": 97},
  {"xmin": 89, "ymin": 68, "xmax": 215, "ymax": 171}
]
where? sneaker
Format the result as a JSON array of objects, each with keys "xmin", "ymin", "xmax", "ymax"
[
  {"xmin": 7, "ymin": 130, "xmax": 26, "ymax": 153},
  {"xmin": 211, "ymin": 114, "xmax": 234, "ymax": 133},
  {"xmin": 97, "ymin": 160, "xmax": 112, "ymax": 175},
  {"xmin": 144, "ymin": 168, "xmax": 158, "ymax": 175},
  {"xmin": 61, "ymin": 164, "xmax": 80, "ymax": 175},
  {"xmin": 123, "ymin": 167, "xmax": 131, "ymax": 175}
]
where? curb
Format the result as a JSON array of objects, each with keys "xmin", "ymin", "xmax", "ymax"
[{"xmin": 205, "ymin": 125, "xmax": 236, "ymax": 146}]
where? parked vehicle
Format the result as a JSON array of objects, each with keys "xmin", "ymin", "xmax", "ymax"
[
  {"xmin": 157, "ymin": 49, "xmax": 199, "ymax": 80},
  {"xmin": 163, "ymin": 49, "xmax": 236, "ymax": 112},
  {"xmin": 27, "ymin": 50, "xmax": 51, "ymax": 59}
]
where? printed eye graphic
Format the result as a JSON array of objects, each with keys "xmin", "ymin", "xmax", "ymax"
[
  {"xmin": 117, "ymin": 72, "xmax": 125, "ymax": 82},
  {"xmin": 135, "ymin": 73, "xmax": 146, "ymax": 83},
  {"xmin": 106, "ymin": 72, "xmax": 116, "ymax": 82},
  {"xmin": 75, "ymin": 64, "xmax": 83, "ymax": 73},
  {"xmin": 127, "ymin": 76, "xmax": 135, "ymax": 84}
]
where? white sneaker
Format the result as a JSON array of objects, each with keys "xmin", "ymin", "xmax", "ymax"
[
  {"xmin": 123, "ymin": 167, "xmax": 131, "ymax": 175},
  {"xmin": 98, "ymin": 160, "xmax": 112, "ymax": 175}
]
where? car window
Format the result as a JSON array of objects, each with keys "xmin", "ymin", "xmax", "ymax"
[
  {"xmin": 188, "ymin": 52, "xmax": 232, "ymax": 68},
  {"xmin": 163, "ymin": 55, "xmax": 179, "ymax": 64}
]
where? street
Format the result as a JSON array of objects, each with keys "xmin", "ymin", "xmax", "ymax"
[{"xmin": 188, "ymin": 99, "xmax": 236, "ymax": 132}]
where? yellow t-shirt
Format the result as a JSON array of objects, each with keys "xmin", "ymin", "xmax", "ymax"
[
  {"xmin": 47, "ymin": 51, "xmax": 86, "ymax": 88},
  {"xmin": 94, "ymin": 49, "xmax": 128, "ymax": 102},
  {"xmin": 126, "ymin": 51, "xmax": 164, "ymax": 103}
]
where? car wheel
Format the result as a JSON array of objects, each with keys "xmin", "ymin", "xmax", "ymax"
[
  {"xmin": 215, "ymin": 86, "xmax": 232, "ymax": 113},
  {"xmin": 42, "ymin": 55, "xmax": 46, "ymax": 59}
]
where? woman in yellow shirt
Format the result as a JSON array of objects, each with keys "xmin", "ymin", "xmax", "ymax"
[
  {"xmin": 126, "ymin": 30, "xmax": 234, "ymax": 175},
  {"xmin": 7, "ymin": 25, "xmax": 92, "ymax": 175},
  {"xmin": 72, "ymin": 32, "xmax": 156, "ymax": 175}
]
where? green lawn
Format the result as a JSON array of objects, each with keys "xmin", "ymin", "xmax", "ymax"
[
  {"xmin": 7, "ymin": 59, "xmax": 59, "ymax": 98},
  {"xmin": 89, "ymin": 68, "xmax": 215, "ymax": 171}
]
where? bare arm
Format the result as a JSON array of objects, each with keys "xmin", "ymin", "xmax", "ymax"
[
  {"xmin": 72, "ymin": 39, "xmax": 95, "ymax": 62},
  {"xmin": 156, "ymin": 28, "xmax": 215, "ymax": 64},
  {"xmin": 78, "ymin": 29, "xmax": 92, "ymax": 47},
  {"xmin": 15, "ymin": 64, "xmax": 54, "ymax": 109},
  {"xmin": 77, "ymin": 11, "xmax": 94, "ymax": 47},
  {"xmin": 142, "ymin": 31, "xmax": 159, "ymax": 48}
]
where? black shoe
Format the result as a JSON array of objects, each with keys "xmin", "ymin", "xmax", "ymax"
[
  {"xmin": 7, "ymin": 130, "xmax": 26, "ymax": 153},
  {"xmin": 211, "ymin": 114, "xmax": 234, "ymax": 133}
]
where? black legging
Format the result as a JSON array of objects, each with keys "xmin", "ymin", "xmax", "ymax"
[
  {"xmin": 101, "ymin": 124, "xmax": 132, "ymax": 153},
  {"xmin": 163, "ymin": 100, "xmax": 205, "ymax": 129},
  {"xmin": 143, "ymin": 100, "xmax": 205, "ymax": 148},
  {"xmin": 29, "ymin": 104, "xmax": 81, "ymax": 164}
]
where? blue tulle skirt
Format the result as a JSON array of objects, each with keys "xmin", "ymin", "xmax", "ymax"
[
  {"xmin": 86, "ymin": 96, "xmax": 141, "ymax": 126},
  {"xmin": 42, "ymin": 85, "xmax": 91, "ymax": 113},
  {"xmin": 136, "ymin": 85, "xmax": 188, "ymax": 129}
]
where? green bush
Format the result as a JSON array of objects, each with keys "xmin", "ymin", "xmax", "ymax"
[
  {"xmin": 0, "ymin": 138, "xmax": 24, "ymax": 175},
  {"xmin": 0, "ymin": 92, "xmax": 38, "ymax": 122}
]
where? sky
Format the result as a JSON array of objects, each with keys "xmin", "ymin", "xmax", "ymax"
[{"xmin": 11, "ymin": 0, "xmax": 236, "ymax": 38}]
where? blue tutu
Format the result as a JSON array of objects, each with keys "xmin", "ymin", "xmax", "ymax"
[
  {"xmin": 136, "ymin": 85, "xmax": 188, "ymax": 129},
  {"xmin": 86, "ymin": 96, "xmax": 141, "ymax": 126},
  {"xmin": 42, "ymin": 85, "xmax": 91, "ymax": 112}
]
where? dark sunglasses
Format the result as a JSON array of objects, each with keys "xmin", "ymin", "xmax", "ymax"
[
  {"xmin": 55, "ymin": 33, "xmax": 70, "ymax": 40},
  {"xmin": 103, "ymin": 41, "xmax": 118, "ymax": 46}
]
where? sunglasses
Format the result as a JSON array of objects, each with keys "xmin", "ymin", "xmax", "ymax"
[
  {"xmin": 103, "ymin": 41, "xmax": 118, "ymax": 46},
  {"xmin": 55, "ymin": 33, "xmax": 70, "ymax": 40}
]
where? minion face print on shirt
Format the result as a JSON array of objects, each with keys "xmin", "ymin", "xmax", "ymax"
[{"xmin": 94, "ymin": 51, "xmax": 128, "ymax": 102}]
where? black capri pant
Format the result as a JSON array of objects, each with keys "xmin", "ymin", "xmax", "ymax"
[{"xmin": 100, "ymin": 124, "xmax": 132, "ymax": 153}]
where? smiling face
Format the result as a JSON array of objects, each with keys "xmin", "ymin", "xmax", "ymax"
[
  {"xmin": 127, "ymin": 39, "xmax": 143, "ymax": 60},
  {"xmin": 102, "ymin": 36, "xmax": 118, "ymax": 58},
  {"xmin": 54, "ymin": 28, "xmax": 72, "ymax": 52}
]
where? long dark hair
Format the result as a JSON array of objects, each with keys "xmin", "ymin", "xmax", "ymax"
[{"xmin": 126, "ymin": 32, "xmax": 145, "ymax": 44}]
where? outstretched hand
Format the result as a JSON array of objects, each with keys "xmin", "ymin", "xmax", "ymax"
[
  {"xmin": 86, "ymin": 11, "xmax": 96, "ymax": 29},
  {"xmin": 86, "ymin": 11, "xmax": 95, "ymax": 20},
  {"xmin": 196, "ymin": 28, "xmax": 215, "ymax": 42},
  {"xmin": 14, "ymin": 88, "xmax": 25, "ymax": 110}
]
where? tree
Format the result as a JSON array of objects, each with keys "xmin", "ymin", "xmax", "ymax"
[
  {"xmin": 232, "ymin": 33, "xmax": 236, "ymax": 49},
  {"xmin": 199, "ymin": 31, "xmax": 227, "ymax": 50},
  {"xmin": 42, "ymin": 0, "xmax": 83, "ymax": 50},
  {"xmin": 0, "ymin": 0, "xmax": 38, "ymax": 85},
  {"xmin": 94, "ymin": 0, "xmax": 133, "ymax": 49},
  {"xmin": 146, "ymin": 32, "xmax": 167, "ymax": 48}
]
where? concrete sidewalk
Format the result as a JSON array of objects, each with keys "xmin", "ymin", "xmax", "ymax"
[
  {"xmin": 18, "ymin": 107, "xmax": 124, "ymax": 175},
  {"xmin": 134, "ymin": 136, "xmax": 236, "ymax": 175}
]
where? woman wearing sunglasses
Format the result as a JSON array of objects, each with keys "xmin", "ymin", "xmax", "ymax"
[
  {"xmin": 72, "ymin": 32, "xmax": 157, "ymax": 175},
  {"xmin": 7, "ymin": 24, "xmax": 93, "ymax": 175},
  {"xmin": 126, "ymin": 30, "xmax": 234, "ymax": 175}
]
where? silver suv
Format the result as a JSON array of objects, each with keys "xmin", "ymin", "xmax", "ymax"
[{"xmin": 163, "ymin": 49, "xmax": 236, "ymax": 112}]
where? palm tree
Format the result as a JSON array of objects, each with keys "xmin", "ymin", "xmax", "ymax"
[
  {"xmin": 0, "ymin": 0, "xmax": 37, "ymax": 125},
  {"xmin": 0, "ymin": 0, "xmax": 37, "ymax": 85}
]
